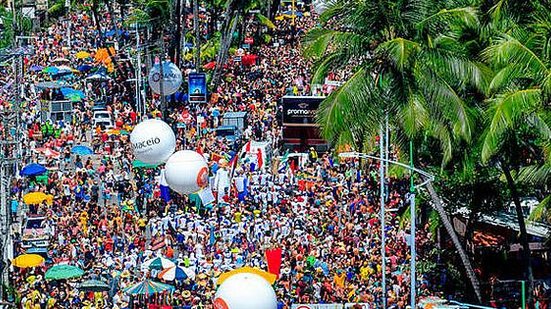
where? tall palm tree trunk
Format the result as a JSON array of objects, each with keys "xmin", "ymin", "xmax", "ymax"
[
  {"xmin": 501, "ymin": 161, "xmax": 534, "ymax": 305},
  {"xmin": 211, "ymin": 9, "xmax": 239, "ymax": 87},
  {"xmin": 427, "ymin": 182, "xmax": 482, "ymax": 303}
]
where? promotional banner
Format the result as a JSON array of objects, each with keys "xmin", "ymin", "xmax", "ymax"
[
  {"xmin": 188, "ymin": 72, "xmax": 207, "ymax": 103},
  {"xmin": 148, "ymin": 61, "xmax": 183, "ymax": 95},
  {"xmin": 281, "ymin": 96, "xmax": 325, "ymax": 126},
  {"xmin": 291, "ymin": 305, "xmax": 343, "ymax": 309},
  {"xmin": 265, "ymin": 248, "xmax": 283, "ymax": 277}
]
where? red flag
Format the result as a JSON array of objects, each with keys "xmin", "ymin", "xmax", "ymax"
[
  {"xmin": 244, "ymin": 141, "xmax": 251, "ymax": 153},
  {"xmin": 265, "ymin": 248, "xmax": 282, "ymax": 278},
  {"xmin": 289, "ymin": 159, "xmax": 296, "ymax": 173},
  {"xmin": 256, "ymin": 148, "xmax": 263, "ymax": 169},
  {"xmin": 197, "ymin": 145, "xmax": 203, "ymax": 156}
]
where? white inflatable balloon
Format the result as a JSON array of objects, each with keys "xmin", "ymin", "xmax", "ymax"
[
  {"xmin": 164, "ymin": 150, "xmax": 209, "ymax": 194},
  {"xmin": 214, "ymin": 273, "xmax": 277, "ymax": 309},
  {"xmin": 130, "ymin": 119, "xmax": 176, "ymax": 165}
]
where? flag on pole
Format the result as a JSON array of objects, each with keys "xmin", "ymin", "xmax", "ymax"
[
  {"xmin": 265, "ymin": 248, "xmax": 283, "ymax": 278},
  {"xmin": 159, "ymin": 169, "xmax": 171, "ymax": 202}
]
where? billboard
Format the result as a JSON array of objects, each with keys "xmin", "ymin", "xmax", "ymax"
[
  {"xmin": 281, "ymin": 96, "xmax": 325, "ymax": 126},
  {"xmin": 188, "ymin": 72, "xmax": 207, "ymax": 103}
]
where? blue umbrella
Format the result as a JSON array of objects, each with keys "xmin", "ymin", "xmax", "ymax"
[
  {"xmin": 29, "ymin": 65, "xmax": 44, "ymax": 72},
  {"xmin": 71, "ymin": 145, "xmax": 94, "ymax": 155},
  {"xmin": 20, "ymin": 163, "xmax": 47, "ymax": 177},
  {"xmin": 77, "ymin": 64, "xmax": 93, "ymax": 72}
]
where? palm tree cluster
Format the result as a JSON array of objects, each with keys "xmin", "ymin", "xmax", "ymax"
[{"xmin": 304, "ymin": 0, "xmax": 551, "ymax": 304}]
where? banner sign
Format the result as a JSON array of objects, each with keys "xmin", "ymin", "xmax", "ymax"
[
  {"xmin": 344, "ymin": 304, "xmax": 370, "ymax": 309},
  {"xmin": 281, "ymin": 96, "xmax": 325, "ymax": 127},
  {"xmin": 291, "ymin": 304, "xmax": 369, "ymax": 309},
  {"xmin": 292, "ymin": 305, "xmax": 342, "ymax": 309},
  {"xmin": 188, "ymin": 72, "xmax": 207, "ymax": 103}
]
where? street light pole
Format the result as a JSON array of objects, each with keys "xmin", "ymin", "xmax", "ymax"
[
  {"xmin": 410, "ymin": 140, "xmax": 417, "ymax": 309},
  {"xmin": 379, "ymin": 125, "xmax": 387, "ymax": 309},
  {"xmin": 339, "ymin": 151, "xmax": 434, "ymax": 309}
]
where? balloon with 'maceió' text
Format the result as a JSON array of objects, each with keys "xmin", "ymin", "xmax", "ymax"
[{"xmin": 130, "ymin": 119, "xmax": 176, "ymax": 165}]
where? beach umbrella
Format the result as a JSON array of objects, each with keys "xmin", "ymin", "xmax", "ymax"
[
  {"xmin": 34, "ymin": 147, "xmax": 61, "ymax": 158},
  {"xmin": 85, "ymin": 72, "xmax": 112, "ymax": 80},
  {"xmin": 36, "ymin": 81, "xmax": 66, "ymax": 89},
  {"xmin": 203, "ymin": 61, "xmax": 216, "ymax": 70},
  {"xmin": 132, "ymin": 160, "xmax": 160, "ymax": 169},
  {"xmin": 78, "ymin": 279, "xmax": 110, "ymax": 292},
  {"xmin": 77, "ymin": 64, "xmax": 93, "ymax": 72},
  {"xmin": 29, "ymin": 64, "xmax": 44, "ymax": 72},
  {"xmin": 52, "ymin": 57, "xmax": 70, "ymax": 63},
  {"xmin": 42, "ymin": 66, "xmax": 59, "ymax": 74},
  {"xmin": 123, "ymin": 279, "xmax": 175, "ymax": 295},
  {"xmin": 23, "ymin": 192, "xmax": 53, "ymax": 205},
  {"xmin": 71, "ymin": 145, "xmax": 94, "ymax": 155},
  {"xmin": 13, "ymin": 254, "xmax": 44, "ymax": 268},
  {"xmin": 20, "ymin": 163, "xmax": 47, "ymax": 176},
  {"xmin": 75, "ymin": 51, "xmax": 91, "ymax": 59},
  {"xmin": 45, "ymin": 264, "xmax": 84, "ymax": 280},
  {"xmin": 157, "ymin": 265, "xmax": 191, "ymax": 281},
  {"xmin": 142, "ymin": 256, "xmax": 175, "ymax": 270},
  {"xmin": 55, "ymin": 65, "xmax": 75, "ymax": 73}
]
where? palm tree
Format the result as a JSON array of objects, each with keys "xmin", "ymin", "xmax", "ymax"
[
  {"xmin": 481, "ymin": 1, "xmax": 551, "ymax": 302},
  {"xmin": 211, "ymin": 0, "xmax": 271, "ymax": 86},
  {"xmin": 303, "ymin": 0, "xmax": 489, "ymax": 301}
]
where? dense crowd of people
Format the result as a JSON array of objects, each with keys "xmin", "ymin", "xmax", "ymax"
[{"xmin": 4, "ymin": 2, "xmax": 449, "ymax": 309}]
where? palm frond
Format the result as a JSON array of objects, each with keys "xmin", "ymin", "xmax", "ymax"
[
  {"xmin": 316, "ymin": 69, "xmax": 379, "ymax": 144},
  {"xmin": 418, "ymin": 7, "xmax": 479, "ymax": 36},
  {"xmin": 376, "ymin": 38, "xmax": 421, "ymax": 72},
  {"xmin": 482, "ymin": 88, "xmax": 542, "ymax": 161},
  {"xmin": 255, "ymin": 13, "xmax": 275, "ymax": 30},
  {"xmin": 482, "ymin": 36, "xmax": 548, "ymax": 81}
]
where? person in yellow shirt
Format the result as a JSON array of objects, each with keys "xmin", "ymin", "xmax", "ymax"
[{"xmin": 333, "ymin": 270, "xmax": 346, "ymax": 288}]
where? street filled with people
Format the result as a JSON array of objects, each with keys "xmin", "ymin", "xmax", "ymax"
[{"xmin": 4, "ymin": 2, "xmax": 447, "ymax": 309}]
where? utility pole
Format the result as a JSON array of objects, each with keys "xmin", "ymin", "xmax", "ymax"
[
  {"xmin": 158, "ymin": 39, "xmax": 167, "ymax": 119},
  {"xmin": 193, "ymin": 0, "xmax": 200, "ymax": 71},
  {"xmin": 0, "ymin": 43, "xmax": 28, "ymax": 302}
]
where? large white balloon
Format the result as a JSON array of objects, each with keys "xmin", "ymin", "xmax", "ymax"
[
  {"xmin": 164, "ymin": 150, "xmax": 209, "ymax": 194},
  {"xmin": 214, "ymin": 273, "xmax": 277, "ymax": 309},
  {"xmin": 130, "ymin": 119, "xmax": 176, "ymax": 165}
]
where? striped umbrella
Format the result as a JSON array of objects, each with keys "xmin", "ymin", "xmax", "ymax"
[
  {"xmin": 123, "ymin": 279, "xmax": 175, "ymax": 295},
  {"xmin": 157, "ymin": 266, "xmax": 194, "ymax": 281},
  {"xmin": 141, "ymin": 256, "xmax": 175, "ymax": 271}
]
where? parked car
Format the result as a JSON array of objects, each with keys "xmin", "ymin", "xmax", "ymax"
[{"xmin": 93, "ymin": 110, "xmax": 114, "ymax": 129}]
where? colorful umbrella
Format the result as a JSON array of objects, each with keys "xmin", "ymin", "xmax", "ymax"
[
  {"xmin": 75, "ymin": 51, "xmax": 91, "ymax": 59},
  {"xmin": 141, "ymin": 256, "xmax": 175, "ymax": 271},
  {"xmin": 45, "ymin": 264, "xmax": 84, "ymax": 280},
  {"xmin": 52, "ymin": 57, "xmax": 70, "ymax": 63},
  {"xmin": 42, "ymin": 66, "xmax": 59, "ymax": 74},
  {"xmin": 203, "ymin": 61, "xmax": 216, "ymax": 70},
  {"xmin": 132, "ymin": 160, "xmax": 160, "ymax": 169},
  {"xmin": 29, "ymin": 64, "xmax": 44, "ymax": 72},
  {"xmin": 77, "ymin": 64, "xmax": 93, "ymax": 72},
  {"xmin": 13, "ymin": 254, "xmax": 44, "ymax": 268},
  {"xmin": 22, "ymin": 192, "xmax": 53, "ymax": 205},
  {"xmin": 123, "ymin": 280, "xmax": 175, "ymax": 295},
  {"xmin": 34, "ymin": 147, "xmax": 61, "ymax": 158},
  {"xmin": 78, "ymin": 279, "xmax": 110, "ymax": 292},
  {"xmin": 20, "ymin": 163, "xmax": 47, "ymax": 176},
  {"xmin": 157, "ymin": 266, "xmax": 193, "ymax": 281},
  {"xmin": 71, "ymin": 145, "xmax": 94, "ymax": 155}
]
